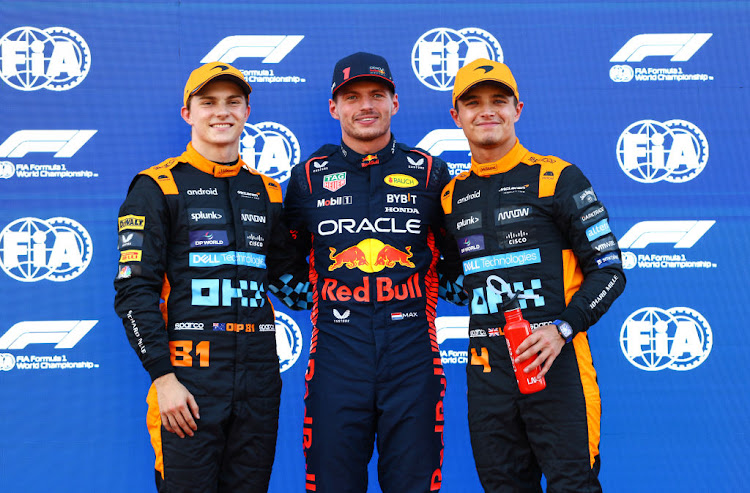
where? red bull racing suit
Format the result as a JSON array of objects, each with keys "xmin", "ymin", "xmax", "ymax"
[
  {"xmin": 284, "ymin": 137, "xmax": 459, "ymax": 492},
  {"xmin": 440, "ymin": 140, "xmax": 626, "ymax": 492},
  {"xmin": 114, "ymin": 143, "xmax": 306, "ymax": 492}
]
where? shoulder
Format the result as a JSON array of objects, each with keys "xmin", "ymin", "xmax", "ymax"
[
  {"xmin": 130, "ymin": 155, "xmax": 185, "ymax": 195},
  {"xmin": 440, "ymin": 171, "xmax": 472, "ymax": 214}
]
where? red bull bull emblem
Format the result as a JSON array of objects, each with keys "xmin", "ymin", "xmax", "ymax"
[
  {"xmin": 361, "ymin": 154, "xmax": 379, "ymax": 167},
  {"xmin": 328, "ymin": 238, "xmax": 414, "ymax": 272}
]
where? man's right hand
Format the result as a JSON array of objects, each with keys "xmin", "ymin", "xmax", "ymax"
[{"xmin": 153, "ymin": 373, "xmax": 200, "ymax": 438}]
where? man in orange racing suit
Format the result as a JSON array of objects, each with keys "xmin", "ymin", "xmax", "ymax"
[
  {"xmin": 441, "ymin": 58, "xmax": 626, "ymax": 492},
  {"xmin": 114, "ymin": 62, "xmax": 308, "ymax": 492}
]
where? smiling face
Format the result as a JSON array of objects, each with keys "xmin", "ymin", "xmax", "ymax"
[
  {"xmin": 181, "ymin": 79, "xmax": 250, "ymax": 162},
  {"xmin": 329, "ymin": 79, "xmax": 399, "ymax": 154},
  {"xmin": 450, "ymin": 81, "xmax": 523, "ymax": 163}
]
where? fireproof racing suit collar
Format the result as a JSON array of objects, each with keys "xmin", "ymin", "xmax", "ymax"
[
  {"xmin": 339, "ymin": 134, "xmax": 397, "ymax": 168},
  {"xmin": 469, "ymin": 138, "xmax": 528, "ymax": 177},
  {"xmin": 181, "ymin": 142, "xmax": 245, "ymax": 178}
]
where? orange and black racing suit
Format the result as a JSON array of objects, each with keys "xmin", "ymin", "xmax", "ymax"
[
  {"xmin": 284, "ymin": 137, "xmax": 459, "ymax": 493},
  {"xmin": 114, "ymin": 143, "xmax": 307, "ymax": 492},
  {"xmin": 441, "ymin": 140, "xmax": 625, "ymax": 492}
]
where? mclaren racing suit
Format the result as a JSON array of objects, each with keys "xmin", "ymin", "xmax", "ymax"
[
  {"xmin": 440, "ymin": 140, "xmax": 625, "ymax": 492},
  {"xmin": 284, "ymin": 137, "xmax": 458, "ymax": 493},
  {"xmin": 114, "ymin": 143, "xmax": 305, "ymax": 492}
]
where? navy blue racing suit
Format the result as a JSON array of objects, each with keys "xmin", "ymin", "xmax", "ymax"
[{"xmin": 284, "ymin": 136, "xmax": 459, "ymax": 492}]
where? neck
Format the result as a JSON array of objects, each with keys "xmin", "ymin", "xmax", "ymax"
[
  {"xmin": 342, "ymin": 132, "xmax": 392, "ymax": 155},
  {"xmin": 469, "ymin": 136, "xmax": 516, "ymax": 164},
  {"xmin": 190, "ymin": 139, "xmax": 240, "ymax": 163}
]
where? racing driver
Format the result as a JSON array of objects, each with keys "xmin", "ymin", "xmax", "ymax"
[
  {"xmin": 283, "ymin": 52, "xmax": 462, "ymax": 492},
  {"xmin": 114, "ymin": 61, "xmax": 307, "ymax": 492},
  {"xmin": 440, "ymin": 58, "xmax": 626, "ymax": 491}
]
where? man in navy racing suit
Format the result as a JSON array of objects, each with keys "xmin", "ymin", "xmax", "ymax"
[
  {"xmin": 440, "ymin": 58, "xmax": 626, "ymax": 492},
  {"xmin": 114, "ymin": 62, "xmax": 307, "ymax": 492},
  {"xmin": 283, "ymin": 52, "xmax": 461, "ymax": 493}
]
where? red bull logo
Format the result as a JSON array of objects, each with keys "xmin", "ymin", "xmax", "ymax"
[
  {"xmin": 328, "ymin": 239, "xmax": 414, "ymax": 272},
  {"xmin": 362, "ymin": 154, "xmax": 379, "ymax": 166},
  {"xmin": 322, "ymin": 272, "xmax": 423, "ymax": 302}
]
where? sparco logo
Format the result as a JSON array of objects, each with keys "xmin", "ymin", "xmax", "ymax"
[
  {"xmin": 187, "ymin": 188, "xmax": 218, "ymax": 195},
  {"xmin": 412, "ymin": 28, "xmax": 503, "ymax": 91},
  {"xmin": 617, "ymin": 119, "xmax": 708, "ymax": 183},
  {"xmin": 0, "ymin": 26, "xmax": 91, "ymax": 91},
  {"xmin": 0, "ymin": 217, "xmax": 93, "ymax": 282},
  {"xmin": 620, "ymin": 307, "xmax": 712, "ymax": 371}
]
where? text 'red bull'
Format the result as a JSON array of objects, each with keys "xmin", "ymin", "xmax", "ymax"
[{"xmin": 322, "ymin": 273, "xmax": 423, "ymax": 302}]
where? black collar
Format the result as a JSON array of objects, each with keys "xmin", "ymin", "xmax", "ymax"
[{"xmin": 339, "ymin": 135, "xmax": 397, "ymax": 168}]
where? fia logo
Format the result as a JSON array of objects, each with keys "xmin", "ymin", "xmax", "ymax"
[
  {"xmin": 620, "ymin": 307, "xmax": 712, "ymax": 371},
  {"xmin": 616, "ymin": 120, "xmax": 708, "ymax": 183},
  {"xmin": 275, "ymin": 311, "xmax": 302, "ymax": 372},
  {"xmin": 240, "ymin": 121, "xmax": 300, "ymax": 183},
  {"xmin": 0, "ymin": 217, "xmax": 93, "ymax": 282},
  {"xmin": 0, "ymin": 26, "xmax": 91, "ymax": 91},
  {"xmin": 411, "ymin": 28, "xmax": 503, "ymax": 91}
]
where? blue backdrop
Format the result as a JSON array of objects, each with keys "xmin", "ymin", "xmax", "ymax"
[{"xmin": 1, "ymin": 1, "xmax": 748, "ymax": 491}]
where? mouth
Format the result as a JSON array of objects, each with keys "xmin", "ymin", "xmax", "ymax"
[
  {"xmin": 211, "ymin": 123, "xmax": 233, "ymax": 128},
  {"xmin": 355, "ymin": 114, "xmax": 379, "ymax": 124}
]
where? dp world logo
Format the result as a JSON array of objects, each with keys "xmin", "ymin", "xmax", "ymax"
[
  {"xmin": 0, "ymin": 26, "xmax": 91, "ymax": 91},
  {"xmin": 620, "ymin": 307, "xmax": 712, "ymax": 371},
  {"xmin": 240, "ymin": 122, "xmax": 300, "ymax": 183},
  {"xmin": 616, "ymin": 119, "xmax": 708, "ymax": 183},
  {"xmin": 275, "ymin": 311, "xmax": 302, "ymax": 372},
  {"xmin": 0, "ymin": 217, "xmax": 93, "ymax": 282},
  {"xmin": 412, "ymin": 27, "xmax": 503, "ymax": 91}
]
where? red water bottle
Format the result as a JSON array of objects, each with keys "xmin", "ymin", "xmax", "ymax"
[{"xmin": 503, "ymin": 301, "xmax": 546, "ymax": 394}]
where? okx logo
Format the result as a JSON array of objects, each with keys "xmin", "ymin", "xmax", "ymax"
[
  {"xmin": 412, "ymin": 28, "xmax": 503, "ymax": 91},
  {"xmin": 0, "ymin": 217, "xmax": 93, "ymax": 282},
  {"xmin": 620, "ymin": 307, "xmax": 712, "ymax": 371},
  {"xmin": 0, "ymin": 26, "xmax": 91, "ymax": 91},
  {"xmin": 240, "ymin": 122, "xmax": 300, "ymax": 183},
  {"xmin": 617, "ymin": 119, "xmax": 708, "ymax": 183}
]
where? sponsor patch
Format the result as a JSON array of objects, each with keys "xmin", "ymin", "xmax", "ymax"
[
  {"xmin": 188, "ymin": 208, "xmax": 226, "ymax": 225},
  {"xmin": 463, "ymin": 249, "xmax": 541, "ymax": 274},
  {"xmin": 459, "ymin": 234, "xmax": 485, "ymax": 255},
  {"xmin": 118, "ymin": 232, "xmax": 144, "ymax": 250},
  {"xmin": 586, "ymin": 219, "xmax": 611, "ymax": 241},
  {"xmin": 455, "ymin": 212, "xmax": 482, "ymax": 231},
  {"xmin": 119, "ymin": 250, "xmax": 142, "ymax": 263},
  {"xmin": 189, "ymin": 230, "xmax": 229, "ymax": 248},
  {"xmin": 574, "ymin": 187, "xmax": 598, "ymax": 209},
  {"xmin": 495, "ymin": 206, "xmax": 532, "ymax": 226},
  {"xmin": 498, "ymin": 227, "xmax": 536, "ymax": 249},
  {"xmin": 118, "ymin": 215, "xmax": 145, "ymax": 232},
  {"xmin": 595, "ymin": 252, "xmax": 622, "ymax": 268},
  {"xmin": 323, "ymin": 172, "xmax": 346, "ymax": 192},
  {"xmin": 189, "ymin": 251, "xmax": 266, "ymax": 268},
  {"xmin": 384, "ymin": 174, "xmax": 418, "ymax": 188}
]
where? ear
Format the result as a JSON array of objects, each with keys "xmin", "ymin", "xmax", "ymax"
[
  {"xmin": 390, "ymin": 93, "xmax": 399, "ymax": 116},
  {"xmin": 514, "ymin": 101, "xmax": 524, "ymax": 122},
  {"xmin": 449, "ymin": 107, "xmax": 462, "ymax": 128},
  {"xmin": 329, "ymin": 98, "xmax": 340, "ymax": 121},
  {"xmin": 181, "ymin": 106, "xmax": 192, "ymax": 125}
]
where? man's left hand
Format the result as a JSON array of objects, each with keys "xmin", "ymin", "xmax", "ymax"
[{"xmin": 513, "ymin": 325, "xmax": 566, "ymax": 379}]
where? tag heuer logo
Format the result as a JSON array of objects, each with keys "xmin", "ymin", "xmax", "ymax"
[{"xmin": 323, "ymin": 172, "xmax": 346, "ymax": 192}]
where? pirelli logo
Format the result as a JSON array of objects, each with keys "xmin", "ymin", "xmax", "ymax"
[
  {"xmin": 119, "ymin": 250, "xmax": 142, "ymax": 263},
  {"xmin": 118, "ymin": 215, "xmax": 145, "ymax": 231}
]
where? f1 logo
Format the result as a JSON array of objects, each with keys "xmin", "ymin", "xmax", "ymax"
[
  {"xmin": 201, "ymin": 35, "xmax": 304, "ymax": 64},
  {"xmin": 0, "ymin": 320, "xmax": 97, "ymax": 349},
  {"xmin": 610, "ymin": 33, "xmax": 712, "ymax": 62},
  {"xmin": 416, "ymin": 129, "xmax": 470, "ymax": 156},
  {"xmin": 435, "ymin": 316, "xmax": 469, "ymax": 344},
  {"xmin": 619, "ymin": 220, "xmax": 714, "ymax": 248},
  {"xmin": 0, "ymin": 130, "xmax": 97, "ymax": 158}
]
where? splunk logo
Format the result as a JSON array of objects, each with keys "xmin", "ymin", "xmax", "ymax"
[
  {"xmin": 0, "ymin": 26, "xmax": 92, "ymax": 91},
  {"xmin": 412, "ymin": 28, "xmax": 503, "ymax": 91},
  {"xmin": 617, "ymin": 119, "xmax": 708, "ymax": 183},
  {"xmin": 620, "ymin": 307, "xmax": 712, "ymax": 371},
  {"xmin": 240, "ymin": 122, "xmax": 300, "ymax": 183},
  {"xmin": 0, "ymin": 217, "xmax": 93, "ymax": 282}
]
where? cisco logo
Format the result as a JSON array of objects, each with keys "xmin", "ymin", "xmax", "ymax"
[
  {"xmin": 620, "ymin": 307, "xmax": 712, "ymax": 371},
  {"xmin": 0, "ymin": 217, "xmax": 93, "ymax": 282},
  {"xmin": 0, "ymin": 26, "xmax": 91, "ymax": 91},
  {"xmin": 412, "ymin": 27, "xmax": 503, "ymax": 91}
]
